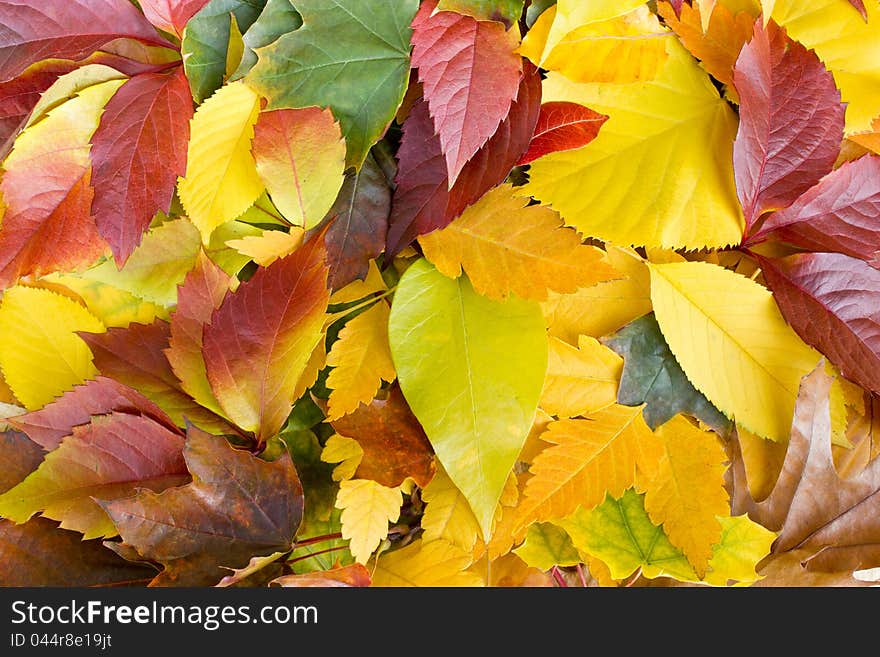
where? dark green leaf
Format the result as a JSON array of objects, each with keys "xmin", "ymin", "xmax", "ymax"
[{"xmin": 232, "ymin": 0, "xmax": 303, "ymax": 79}]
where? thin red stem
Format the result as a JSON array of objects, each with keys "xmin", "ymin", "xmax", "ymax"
[
  {"xmin": 550, "ymin": 566, "xmax": 568, "ymax": 588},
  {"xmin": 295, "ymin": 532, "xmax": 343, "ymax": 548},
  {"xmin": 288, "ymin": 546, "xmax": 348, "ymax": 565}
]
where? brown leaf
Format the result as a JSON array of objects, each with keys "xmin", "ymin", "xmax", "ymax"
[
  {"xmin": 270, "ymin": 563, "xmax": 371, "ymax": 587},
  {"xmin": 0, "ymin": 429, "xmax": 44, "ymax": 493}
]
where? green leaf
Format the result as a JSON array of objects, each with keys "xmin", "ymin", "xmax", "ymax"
[
  {"xmin": 246, "ymin": 0, "xmax": 420, "ymax": 168},
  {"xmin": 436, "ymin": 0, "xmax": 525, "ymax": 26},
  {"xmin": 232, "ymin": 0, "xmax": 303, "ymax": 79},
  {"xmin": 182, "ymin": 0, "xmax": 267, "ymax": 103},
  {"xmin": 513, "ymin": 522, "xmax": 581, "ymax": 571},
  {"xmin": 603, "ymin": 314, "xmax": 731, "ymax": 433},
  {"xmin": 388, "ymin": 258, "xmax": 547, "ymax": 538},
  {"xmin": 557, "ymin": 489, "xmax": 698, "ymax": 582}
]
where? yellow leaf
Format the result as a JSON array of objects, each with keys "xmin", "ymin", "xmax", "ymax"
[
  {"xmin": 329, "ymin": 261, "xmax": 387, "ymax": 305},
  {"xmin": 0, "ymin": 286, "xmax": 104, "ymax": 409},
  {"xmin": 421, "ymin": 461, "xmax": 482, "ymax": 553},
  {"xmin": 736, "ymin": 424, "xmax": 787, "ymax": 502},
  {"xmin": 697, "ymin": 0, "xmax": 718, "ymax": 31},
  {"xmin": 335, "ymin": 478, "xmax": 401, "ymax": 564},
  {"xmin": 25, "ymin": 65, "xmax": 126, "ymax": 129},
  {"xmin": 325, "ymin": 301, "xmax": 396, "ymax": 421},
  {"xmin": 519, "ymin": 409, "xmax": 553, "ymax": 465},
  {"xmin": 225, "ymin": 14, "xmax": 244, "ymax": 81},
  {"xmin": 773, "ymin": 0, "xmax": 880, "ymax": 134},
  {"xmin": 523, "ymin": 34, "xmax": 743, "ymax": 250},
  {"xmin": 703, "ymin": 515, "xmax": 776, "ymax": 586},
  {"xmin": 371, "ymin": 539, "xmax": 483, "ymax": 587},
  {"xmin": 479, "ymin": 552, "xmax": 553, "ymax": 587},
  {"xmin": 419, "ymin": 184, "xmax": 619, "ymax": 302},
  {"xmin": 178, "ymin": 80, "xmax": 264, "ymax": 244},
  {"xmin": 640, "ymin": 415, "xmax": 729, "ymax": 577},
  {"xmin": 542, "ymin": 246, "xmax": 652, "ymax": 344},
  {"xmin": 514, "ymin": 405, "xmax": 663, "ymax": 536},
  {"xmin": 225, "ymin": 228, "xmax": 304, "ymax": 267},
  {"xmin": 38, "ymin": 275, "xmax": 166, "ymax": 328},
  {"xmin": 292, "ymin": 338, "xmax": 326, "ymax": 403},
  {"xmin": 320, "ymin": 434, "xmax": 363, "ymax": 482},
  {"xmin": 648, "ymin": 261, "xmax": 822, "ymax": 441},
  {"xmin": 513, "ymin": 522, "xmax": 581, "ymax": 571},
  {"xmin": 541, "ymin": 335, "xmax": 622, "ymax": 418}
]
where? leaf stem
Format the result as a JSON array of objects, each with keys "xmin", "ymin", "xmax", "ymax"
[
  {"xmin": 550, "ymin": 566, "xmax": 568, "ymax": 588},
  {"xmin": 294, "ymin": 532, "xmax": 343, "ymax": 548},
  {"xmin": 576, "ymin": 563, "xmax": 589, "ymax": 587}
]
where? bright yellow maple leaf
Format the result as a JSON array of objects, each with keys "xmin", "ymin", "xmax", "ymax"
[
  {"xmin": 542, "ymin": 246, "xmax": 652, "ymax": 345},
  {"xmin": 639, "ymin": 415, "xmax": 729, "ymax": 577},
  {"xmin": 648, "ymin": 261, "xmax": 822, "ymax": 442},
  {"xmin": 225, "ymin": 228, "xmax": 304, "ymax": 267},
  {"xmin": 371, "ymin": 539, "xmax": 483, "ymax": 587},
  {"xmin": 0, "ymin": 286, "xmax": 104, "ymax": 409},
  {"xmin": 335, "ymin": 478, "xmax": 402, "ymax": 564},
  {"xmin": 325, "ymin": 301, "xmax": 396, "ymax": 421},
  {"xmin": 514, "ymin": 404, "xmax": 663, "ymax": 538},
  {"xmin": 541, "ymin": 335, "xmax": 622, "ymax": 418},
  {"xmin": 419, "ymin": 184, "xmax": 618, "ymax": 302},
  {"xmin": 320, "ymin": 434, "xmax": 364, "ymax": 482},
  {"xmin": 523, "ymin": 32, "xmax": 743, "ymax": 250},
  {"xmin": 178, "ymin": 80, "xmax": 264, "ymax": 245}
]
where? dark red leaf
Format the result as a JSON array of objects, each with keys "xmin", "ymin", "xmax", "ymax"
[
  {"xmin": 0, "ymin": 0, "xmax": 169, "ymax": 83},
  {"xmin": 516, "ymin": 101, "xmax": 608, "ymax": 166},
  {"xmin": 758, "ymin": 252, "xmax": 880, "ymax": 395},
  {"xmin": 385, "ymin": 61, "xmax": 541, "ymax": 257},
  {"xmin": 102, "ymin": 426, "xmax": 304, "ymax": 586},
  {"xmin": 733, "ymin": 20, "xmax": 845, "ymax": 234},
  {"xmin": 749, "ymin": 155, "xmax": 880, "ymax": 264},
  {"xmin": 91, "ymin": 68, "xmax": 193, "ymax": 265}
]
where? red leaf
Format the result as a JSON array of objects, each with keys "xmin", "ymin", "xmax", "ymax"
[
  {"xmin": 9, "ymin": 376, "xmax": 175, "ymax": 451},
  {"xmin": 139, "ymin": 0, "xmax": 211, "ymax": 36},
  {"xmin": 79, "ymin": 320, "xmax": 234, "ymax": 433},
  {"xmin": 0, "ymin": 518, "xmax": 156, "ymax": 586},
  {"xmin": 0, "ymin": 0, "xmax": 169, "ymax": 83},
  {"xmin": 749, "ymin": 155, "xmax": 880, "ymax": 264},
  {"xmin": 411, "ymin": 0, "xmax": 522, "ymax": 185},
  {"xmin": 516, "ymin": 101, "xmax": 608, "ymax": 166},
  {"xmin": 733, "ymin": 20, "xmax": 844, "ymax": 234},
  {"xmin": 386, "ymin": 61, "xmax": 541, "ymax": 257},
  {"xmin": 667, "ymin": 0, "xmax": 686, "ymax": 18},
  {"xmin": 202, "ymin": 236, "xmax": 330, "ymax": 442},
  {"xmin": 848, "ymin": 0, "xmax": 868, "ymax": 20},
  {"xmin": 102, "ymin": 426, "xmax": 304, "ymax": 586},
  {"xmin": 758, "ymin": 252, "xmax": 880, "ymax": 395},
  {"xmin": 329, "ymin": 386, "xmax": 435, "ymax": 489},
  {"xmin": 322, "ymin": 153, "xmax": 391, "ymax": 290},
  {"xmin": 91, "ymin": 69, "xmax": 193, "ymax": 265}
]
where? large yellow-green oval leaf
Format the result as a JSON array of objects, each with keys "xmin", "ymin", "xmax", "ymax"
[
  {"xmin": 649, "ymin": 261, "xmax": 821, "ymax": 442},
  {"xmin": 388, "ymin": 259, "xmax": 547, "ymax": 538}
]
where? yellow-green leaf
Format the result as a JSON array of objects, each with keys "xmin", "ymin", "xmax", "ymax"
[
  {"xmin": 420, "ymin": 461, "xmax": 482, "ymax": 553},
  {"xmin": 513, "ymin": 522, "xmax": 581, "ymax": 571},
  {"xmin": 703, "ymin": 515, "xmax": 776, "ymax": 587}
]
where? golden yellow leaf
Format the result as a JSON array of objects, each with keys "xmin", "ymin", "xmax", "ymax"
[
  {"xmin": 329, "ymin": 261, "xmax": 387, "ymax": 306},
  {"xmin": 335, "ymin": 478, "xmax": 401, "ymax": 564},
  {"xmin": 321, "ymin": 434, "xmax": 364, "ymax": 482},
  {"xmin": 325, "ymin": 301, "xmax": 396, "ymax": 421},
  {"xmin": 371, "ymin": 539, "xmax": 483, "ymax": 587},
  {"xmin": 648, "ymin": 261, "xmax": 821, "ymax": 442},
  {"xmin": 639, "ymin": 415, "xmax": 729, "ymax": 577},
  {"xmin": 178, "ymin": 80, "xmax": 264, "ymax": 245},
  {"xmin": 514, "ymin": 405, "xmax": 663, "ymax": 537},
  {"xmin": 225, "ymin": 228, "xmax": 304, "ymax": 267},
  {"xmin": 292, "ymin": 337, "xmax": 326, "ymax": 403},
  {"xmin": 541, "ymin": 335, "xmax": 622, "ymax": 418},
  {"xmin": 0, "ymin": 286, "xmax": 104, "ymax": 409},
  {"xmin": 542, "ymin": 246, "xmax": 652, "ymax": 344},
  {"xmin": 420, "ymin": 184, "xmax": 618, "ymax": 302},
  {"xmin": 479, "ymin": 552, "xmax": 553, "ymax": 587},
  {"xmin": 703, "ymin": 515, "xmax": 776, "ymax": 587},
  {"xmin": 519, "ymin": 409, "xmax": 553, "ymax": 465},
  {"xmin": 421, "ymin": 461, "xmax": 482, "ymax": 553},
  {"xmin": 523, "ymin": 33, "xmax": 743, "ymax": 250}
]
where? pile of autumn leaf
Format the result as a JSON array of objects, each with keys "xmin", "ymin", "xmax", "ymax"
[{"xmin": 0, "ymin": 0, "xmax": 879, "ymax": 588}]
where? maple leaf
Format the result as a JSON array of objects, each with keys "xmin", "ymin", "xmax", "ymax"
[
  {"xmin": 325, "ymin": 301, "xmax": 396, "ymax": 421},
  {"xmin": 0, "ymin": 0, "xmax": 169, "ymax": 83},
  {"xmin": 411, "ymin": 0, "xmax": 522, "ymax": 185},
  {"xmin": 252, "ymin": 107, "xmax": 346, "ymax": 229},
  {"xmin": 516, "ymin": 101, "xmax": 608, "ymax": 166},
  {"xmin": 388, "ymin": 258, "xmax": 546, "ymax": 537},
  {"xmin": 0, "ymin": 413, "xmax": 188, "ymax": 539},
  {"xmin": 603, "ymin": 314, "xmax": 731, "ymax": 432},
  {"xmin": 335, "ymin": 478, "xmax": 402, "ymax": 564},
  {"xmin": 514, "ymin": 405, "xmax": 663, "ymax": 536},
  {"xmin": 140, "ymin": 0, "xmax": 212, "ymax": 37},
  {"xmin": 731, "ymin": 364, "xmax": 880, "ymax": 573},
  {"xmin": 733, "ymin": 19, "xmax": 845, "ymax": 234},
  {"xmin": 178, "ymin": 80, "xmax": 264, "ymax": 245},
  {"xmin": 371, "ymin": 538, "xmax": 484, "ymax": 587},
  {"xmin": 202, "ymin": 233, "xmax": 329, "ymax": 442},
  {"xmin": 0, "ymin": 286, "xmax": 104, "ymax": 410},
  {"xmin": 329, "ymin": 386, "xmax": 435, "ymax": 489},
  {"xmin": 419, "ymin": 184, "xmax": 619, "ymax": 302},
  {"xmin": 246, "ymin": 0, "xmax": 419, "ymax": 168},
  {"xmin": 648, "ymin": 260, "xmax": 821, "ymax": 442},
  {"xmin": 102, "ymin": 426, "xmax": 304, "ymax": 586},
  {"xmin": 540, "ymin": 335, "xmax": 623, "ymax": 419},
  {"xmin": 90, "ymin": 69, "xmax": 193, "ymax": 265},
  {"xmin": 0, "ymin": 78, "xmax": 123, "ymax": 287}
]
